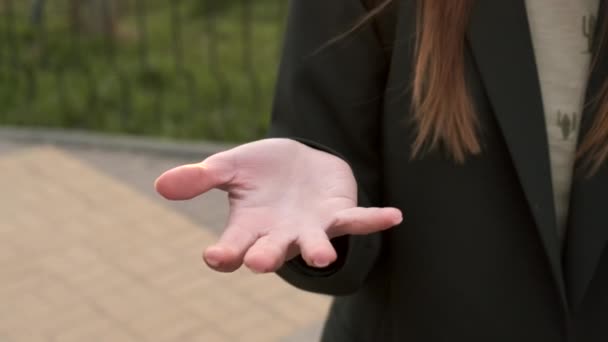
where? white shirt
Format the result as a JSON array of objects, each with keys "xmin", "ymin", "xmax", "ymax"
[{"xmin": 525, "ymin": 0, "xmax": 600, "ymax": 242}]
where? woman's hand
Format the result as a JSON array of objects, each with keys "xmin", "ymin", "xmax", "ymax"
[{"xmin": 154, "ymin": 138, "xmax": 402, "ymax": 273}]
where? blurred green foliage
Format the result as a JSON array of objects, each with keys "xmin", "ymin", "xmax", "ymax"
[{"xmin": 0, "ymin": 0, "xmax": 286, "ymax": 142}]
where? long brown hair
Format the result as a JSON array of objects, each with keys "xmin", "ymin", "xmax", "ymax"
[{"xmin": 361, "ymin": 0, "xmax": 608, "ymax": 172}]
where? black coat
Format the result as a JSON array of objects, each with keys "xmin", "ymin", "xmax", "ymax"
[{"xmin": 267, "ymin": 1, "xmax": 608, "ymax": 340}]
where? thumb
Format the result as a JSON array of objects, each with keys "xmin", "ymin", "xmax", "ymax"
[
  {"xmin": 154, "ymin": 153, "xmax": 235, "ymax": 200},
  {"xmin": 328, "ymin": 207, "xmax": 403, "ymax": 238}
]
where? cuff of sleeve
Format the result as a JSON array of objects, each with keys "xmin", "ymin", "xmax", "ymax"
[{"xmin": 276, "ymin": 233, "xmax": 381, "ymax": 296}]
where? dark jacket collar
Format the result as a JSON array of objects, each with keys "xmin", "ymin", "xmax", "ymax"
[
  {"xmin": 467, "ymin": 0, "xmax": 608, "ymax": 312},
  {"xmin": 467, "ymin": 0, "xmax": 567, "ymax": 311},
  {"xmin": 564, "ymin": 0, "xmax": 608, "ymax": 312}
]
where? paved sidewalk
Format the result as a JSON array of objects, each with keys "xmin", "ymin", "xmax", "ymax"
[{"xmin": 0, "ymin": 142, "xmax": 331, "ymax": 342}]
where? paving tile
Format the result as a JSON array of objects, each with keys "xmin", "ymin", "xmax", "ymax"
[
  {"xmin": 280, "ymin": 321, "xmax": 326, "ymax": 342},
  {"xmin": 0, "ymin": 145, "xmax": 332, "ymax": 342},
  {"xmin": 51, "ymin": 317, "xmax": 116, "ymax": 342},
  {"xmin": 233, "ymin": 321, "xmax": 299, "ymax": 342},
  {"xmin": 181, "ymin": 329, "xmax": 230, "ymax": 342}
]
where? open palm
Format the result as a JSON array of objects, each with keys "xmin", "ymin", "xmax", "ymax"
[{"xmin": 155, "ymin": 138, "xmax": 402, "ymax": 273}]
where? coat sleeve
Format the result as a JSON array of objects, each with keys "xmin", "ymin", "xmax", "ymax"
[{"xmin": 266, "ymin": 0, "xmax": 390, "ymax": 296}]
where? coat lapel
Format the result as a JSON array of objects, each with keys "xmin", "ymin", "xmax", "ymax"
[
  {"xmin": 564, "ymin": 0, "xmax": 608, "ymax": 311},
  {"xmin": 466, "ymin": 0, "xmax": 567, "ymax": 309}
]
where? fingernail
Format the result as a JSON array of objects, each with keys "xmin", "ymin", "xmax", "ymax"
[
  {"xmin": 394, "ymin": 216, "xmax": 403, "ymax": 225},
  {"xmin": 205, "ymin": 255, "xmax": 221, "ymax": 268},
  {"xmin": 313, "ymin": 259, "xmax": 330, "ymax": 268},
  {"xmin": 248, "ymin": 264, "xmax": 269, "ymax": 274},
  {"xmin": 393, "ymin": 212, "xmax": 403, "ymax": 225}
]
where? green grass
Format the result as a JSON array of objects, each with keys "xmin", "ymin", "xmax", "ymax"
[{"xmin": 0, "ymin": 0, "xmax": 286, "ymax": 143}]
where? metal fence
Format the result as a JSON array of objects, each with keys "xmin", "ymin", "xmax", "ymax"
[{"xmin": 0, "ymin": 0, "xmax": 287, "ymax": 142}]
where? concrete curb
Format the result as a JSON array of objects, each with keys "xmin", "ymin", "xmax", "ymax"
[{"xmin": 0, "ymin": 126, "xmax": 238, "ymax": 159}]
